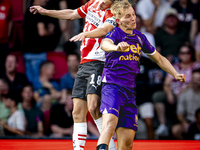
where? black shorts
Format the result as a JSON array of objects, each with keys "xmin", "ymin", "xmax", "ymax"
[{"xmin": 72, "ymin": 61, "xmax": 104, "ymax": 100}]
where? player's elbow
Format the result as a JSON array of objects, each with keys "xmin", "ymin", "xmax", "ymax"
[
  {"xmin": 68, "ymin": 11, "xmax": 78, "ymax": 20},
  {"xmin": 101, "ymin": 29, "xmax": 109, "ymax": 37}
]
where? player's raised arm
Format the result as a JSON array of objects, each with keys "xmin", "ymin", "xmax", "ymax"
[
  {"xmin": 101, "ymin": 38, "xmax": 129, "ymax": 52},
  {"xmin": 70, "ymin": 23, "xmax": 114, "ymax": 42},
  {"xmin": 30, "ymin": 6, "xmax": 81, "ymax": 20},
  {"xmin": 148, "ymin": 51, "xmax": 186, "ymax": 82}
]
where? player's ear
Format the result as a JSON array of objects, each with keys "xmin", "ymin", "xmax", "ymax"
[{"xmin": 116, "ymin": 18, "xmax": 120, "ymax": 24}]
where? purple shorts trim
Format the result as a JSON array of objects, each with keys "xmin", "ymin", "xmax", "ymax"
[{"xmin": 100, "ymin": 83, "xmax": 138, "ymax": 131}]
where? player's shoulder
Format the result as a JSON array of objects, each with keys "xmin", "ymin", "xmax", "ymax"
[
  {"xmin": 85, "ymin": 0, "xmax": 97, "ymax": 8},
  {"xmin": 134, "ymin": 29, "xmax": 142, "ymax": 35},
  {"xmin": 88, "ymin": 0, "xmax": 96, "ymax": 4},
  {"xmin": 109, "ymin": 27, "xmax": 121, "ymax": 35},
  {"xmin": 105, "ymin": 27, "xmax": 121, "ymax": 40},
  {"xmin": 134, "ymin": 29, "xmax": 146, "ymax": 40}
]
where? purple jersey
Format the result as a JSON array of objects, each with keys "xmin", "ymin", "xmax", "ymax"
[{"xmin": 102, "ymin": 27, "xmax": 156, "ymax": 88}]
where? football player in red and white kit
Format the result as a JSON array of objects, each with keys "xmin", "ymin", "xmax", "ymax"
[{"xmin": 30, "ymin": 1, "xmax": 119, "ymax": 150}]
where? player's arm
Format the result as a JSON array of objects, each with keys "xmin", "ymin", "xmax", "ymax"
[
  {"xmin": 30, "ymin": 6, "xmax": 81, "ymax": 20},
  {"xmin": 70, "ymin": 23, "xmax": 114, "ymax": 42},
  {"xmin": 148, "ymin": 51, "xmax": 186, "ymax": 82},
  {"xmin": 101, "ymin": 38, "xmax": 129, "ymax": 52}
]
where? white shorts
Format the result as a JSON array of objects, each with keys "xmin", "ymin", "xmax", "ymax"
[{"xmin": 138, "ymin": 102, "xmax": 154, "ymax": 119}]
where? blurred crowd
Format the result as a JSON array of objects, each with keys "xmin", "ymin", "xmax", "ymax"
[{"xmin": 0, "ymin": 0, "xmax": 200, "ymax": 140}]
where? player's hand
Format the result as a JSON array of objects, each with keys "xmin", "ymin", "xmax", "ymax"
[
  {"xmin": 116, "ymin": 42, "xmax": 129, "ymax": 52},
  {"xmin": 69, "ymin": 32, "xmax": 86, "ymax": 42},
  {"xmin": 30, "ymin": 6, "xmax": 47, "ymax": 15},
  {"xmin": 175, "ymin": 74, "xmax": 186, "ymax": 82}
]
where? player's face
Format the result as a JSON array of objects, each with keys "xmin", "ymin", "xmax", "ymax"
[
  {"xmin": 98, "ymin": 0, "xmax": 112, "ymax": 10},
  {"xmin": 118, "ymin": 7, "xmax": 136, "ymax": 32}
]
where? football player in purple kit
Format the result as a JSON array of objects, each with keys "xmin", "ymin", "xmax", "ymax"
[{"xmin": 96, "ymin": 1, "xmax": 186, "ymax": 150}]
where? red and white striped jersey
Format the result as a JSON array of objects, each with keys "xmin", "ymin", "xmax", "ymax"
[{"xmin": 77, "ymin": 0, "xmax": 116, "ymax": 64}]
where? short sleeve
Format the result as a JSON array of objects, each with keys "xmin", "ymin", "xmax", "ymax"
[
  {"xmin": 141, "ymin": 34, "xmax": 156, "ymax": 55},
  {"xmin": 105, "ymin": 28, "xmax": 120, "ymax": 44},
  {"xmin": 104, "ymin": 16, "xmax": 117, "ymax": 28},
  {"xmin": 77, "ymin": 0, "xmax": 94, "ymax": 18},
  {"xmin": 16, "ymin": 111, "xmax": 25, "ymax": 132}
]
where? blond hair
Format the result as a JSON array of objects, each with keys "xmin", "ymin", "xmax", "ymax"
[{"xmin": 111, "ymin": 0, "xmax": 131, "ymax": 19}]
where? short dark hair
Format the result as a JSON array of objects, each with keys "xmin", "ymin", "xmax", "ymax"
[
  {"xmin": 23, "ymin": 83, "xmax": 34, "ymax": 91},
  {"xmin": 67, "ymin": 52, "xmax": 80, "ymax": 62},
  {"xmin": 39, "ymin": 60, "xmax": 54, "ymax": 74},
  {"xmin": 3, "ymin": 90, "xmax": 19, "ymax": 106}
]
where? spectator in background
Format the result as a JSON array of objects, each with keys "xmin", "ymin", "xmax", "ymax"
[
  {"xmin": 21, "ymin": 84, "xmax": 44, "ymax": 137},
  {"xmin": 187, "ymin": 108, "xmax": 200, "ymax": 140},
  {"xmin": 172, "ymin": 0, "xmax": 199, "ymax": 43},
  {"xmin": 0, "ymin": 91, "xmax": 25, "ymax": 136},
  {"xmin": 0, "ymin": 78, "xmax": 9, "ymax": 124},
  {"xmin": 195, "ymin": 33, "xmax": 200, "ymax": 62},
  {"xmin": 44, "ymin": 0, "xmax": 63, "ymax": 51},
  {"xmin": 0, "ymin": 78, "xmax": 24, "ymax": 124},
  {"xmin": 0, "ymin": 0, "xmax": 12, "ymax": 74},
  {"xmin": 172, "ymin": 69, "xmax": 200, "ymax": 139},
  {"xmin": 0, "ymin": 55, "xmax": 29, "ymax": 101},
  {"xmin": 65, "ymin": 0, "xmax": 83, "ymax": 48},
  {"xmin": 33, "ymin": 61, "xmax": 61, "ymax": 103},
  {"xmin": 23, "ymin": 0, "xmax": 60, "ymax": 83},
  {"xmin": 9, "ymin": 0, "xmax": 26, "ymax": 51},
  {"xmin": 60, "ymin": 52, "xmax": 80, "ymax": 103},
  {"xmin": 41, "ymin": 94, "xmax": 52, "ymax": 136},
  {"xmin": 153, "ymin": 44, "xmax": 200, "ymax": 137},
  {"xmin": 50, "ymin": 90, "xmax": 73, "ymax": 138},
  {"xmin": 135, "ymin": 16, "xmax": 157, "ymax": 139},
  {"xmin": 154, "ymin": 8, "xmax": 189, "ymax": 63},
  {"xmin": 136, "ymin": 0, "xmax": 171, "ymax": 34}
]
